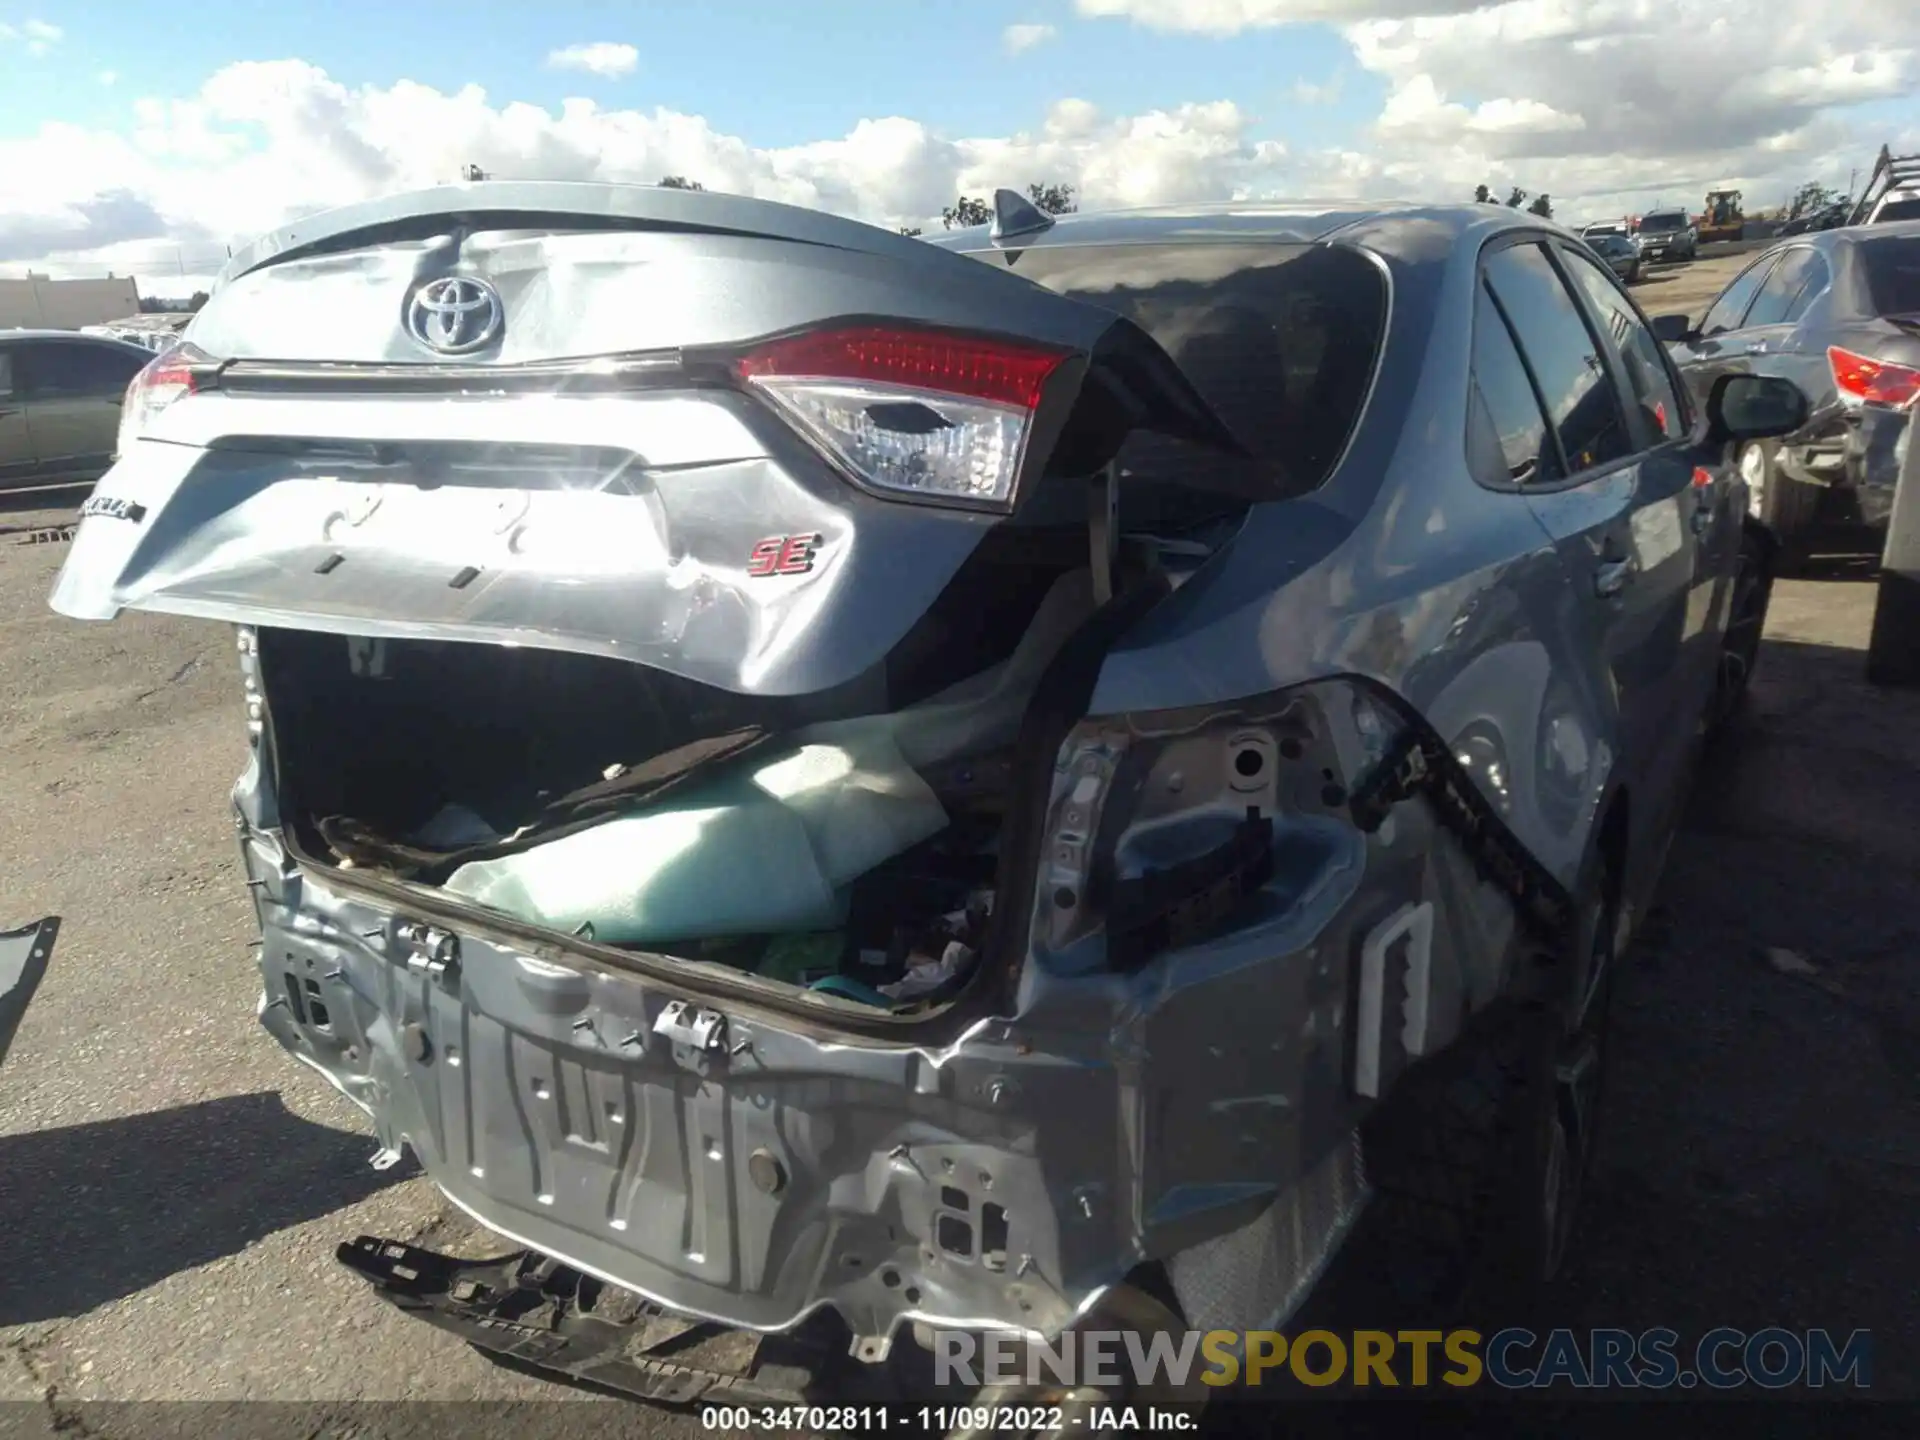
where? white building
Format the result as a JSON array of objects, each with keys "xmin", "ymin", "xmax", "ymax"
[{"xmin": 0, "ymin": 275, "xmax": 142, "ymax": 329}]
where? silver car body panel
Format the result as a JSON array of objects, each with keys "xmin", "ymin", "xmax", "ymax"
[
  {"xmin": 53, "ymin": 187, "xmax": 1225, "ymax": 697},
  {"xmin": 0, "ymin": 917, "xmax": 58, "ymax": 1070},
  {"xmin": 56, "ymin": 190, "xmax": 1739, "ymax": 1351}
]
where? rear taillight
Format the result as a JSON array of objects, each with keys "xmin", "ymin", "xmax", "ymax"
[
  {"xmin": 1828, "ymin": 346, "xmax": 1920, "ymax": 409},
  {"xmin": 733, "ymin": 325, "xmax": 1070, "ymax": 510},
  {"xmin": 117, "ymin": 341, "xmax": 215, "ymax": 455}
]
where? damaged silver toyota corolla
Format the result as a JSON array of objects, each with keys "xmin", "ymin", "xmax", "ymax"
[{"xmin": 49, "ymin": 182, "xmax": 1808, "ymax": 1414}]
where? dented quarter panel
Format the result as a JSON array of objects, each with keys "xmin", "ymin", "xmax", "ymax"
[
  {"xmin": 70, "ymin": 199, "xmax": 1741, "ymax": 1353},
  {"xmin": 1080, "ymin": 212, "xmax": 1627, "ymax": 895}
]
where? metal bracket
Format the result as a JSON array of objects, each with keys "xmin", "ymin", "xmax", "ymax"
[
  {"xmin": 654, "ymin": 1001, "xmax": 728, "ymax": 1057},
  {"xmin": 398, "ymin": 922, "xmax": 460, "ymax": 983}
]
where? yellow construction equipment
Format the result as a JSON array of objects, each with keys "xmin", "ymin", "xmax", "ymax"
[{"xmin": 1697, "ymin": 190, "xmax": 1744, "ymax": 244}]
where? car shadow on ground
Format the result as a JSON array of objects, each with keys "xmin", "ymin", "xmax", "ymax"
[
  {"xmin": 0, "ymin": 1090, "xmax": 417, "ymax": 1325},
  {"xmin": 0, "ymin": 482, "xmax": 87, "ymax": 518},
  {"xmin": 0, "ymin": 482, "xmax": 86, "ymax": 549}
]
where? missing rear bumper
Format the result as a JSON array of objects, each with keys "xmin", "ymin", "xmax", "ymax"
[{"xmin": 337, "ymin": 1234, "xmax": 912, "ymax": 1406}]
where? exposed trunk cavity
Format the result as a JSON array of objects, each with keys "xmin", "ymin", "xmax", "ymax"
[{"xmin": 257, "ymin": 530, "xmax": 1155, "ymax": 1012}]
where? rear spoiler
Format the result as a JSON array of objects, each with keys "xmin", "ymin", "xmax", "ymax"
[{"xmin": 220, "ymin": 181, "xmax": 943, "ymax": 287}]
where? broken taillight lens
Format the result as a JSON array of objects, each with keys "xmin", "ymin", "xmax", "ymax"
[
  {"xmin": 1828, "ymin": 345, "xmax": 1920, "ymax": 409},
  {"xmin": 117, "ymin": 341, "xmax": 216, "ymax": 457},
  {"xmin": 733, "ymin": 325, "xmax": 1070, "ymax": 510}
]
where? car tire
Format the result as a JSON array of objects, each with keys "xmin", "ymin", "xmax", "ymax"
[
  {"xmin": 1739, "ymin": 439, "xmax": 1820, "ymax": 567},
  {"xmin": 1355, "ymin": 855, "xmax": 1618, "ymax": 1317},
  {"xmin": 1710, "ymin": 524, "xmax": 1774, "ymax": 732}
]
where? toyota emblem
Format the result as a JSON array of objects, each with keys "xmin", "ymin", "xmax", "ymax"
[{"xmin": 405, "ymin": 275, "xmax": 503, "ymax": 355}]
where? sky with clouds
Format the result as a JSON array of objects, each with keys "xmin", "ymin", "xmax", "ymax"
[{"xmin": 1, "ymin": 0, "xmax": 1916, "ymax": 293}]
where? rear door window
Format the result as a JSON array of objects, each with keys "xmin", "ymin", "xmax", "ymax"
[
  {"xmin": 1001, "ymin": 241, "xmax": 1388, "ymax": 519},
  {"xmin": 1483, "ymin": 242, "xmax": 1633, "ymax": 474},
  {"xmin": 1859, "ymin": 236, "xmax": 1920, "ymax": 316},
  {"xmin": 1561, "ymin": 248, "xmax": 1688, "ymax": 441},
  {"xmin": 0, "ymin": 351, "xmax": 12, "ymax": 398},
  {"xmin": 1743, "ymin": 249, "xmax": 1829, "ymax": 327},
  {"xmin": 1467, "ymin": 282, "xmax": 1561, "ymax": 488},
  {"xmin": 1698, "ymin": 255, "xmax": 1780, "ymax": 337},
  {"xmin": 19, "ymin": 342, "xmax": 146, "ymax": 398}
]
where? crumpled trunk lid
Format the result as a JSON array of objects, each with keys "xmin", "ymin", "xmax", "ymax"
[{"xmin": 50, "ymin": 183, "xmax": 1224, "ymax": 697}]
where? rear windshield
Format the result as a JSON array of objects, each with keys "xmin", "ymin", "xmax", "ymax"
[
  {"xmin": 996, "ymin": 241, "xmax": 1388, "ymax": 520},
  {"xmin": 1859, "ymin": 235, "xmax": 1920, "ymax": 315},
  {"xmin": 1641, "ymin": 213, "xmax": 1687, "ymax": 230},
  {"xmin": 1874, "ymin": 198, "xmax": 1920, "ymax": 224}
]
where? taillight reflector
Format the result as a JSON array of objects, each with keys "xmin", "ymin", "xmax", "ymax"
[
  {"xmin": 116, "ymin": 341, "xmax": 215, "ymax": 455},
  {"xmin": 734, "ymin": 325, "xmax": 1068, "ymax": 410},
  {"xmin": 1828, "ymin": 345, "xmax": 1920, "ymax": 408}
]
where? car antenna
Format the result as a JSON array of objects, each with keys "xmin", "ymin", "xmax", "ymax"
[{"xmin": 990, "ymin": 187, "xmax": 1055, "ymax": 247}]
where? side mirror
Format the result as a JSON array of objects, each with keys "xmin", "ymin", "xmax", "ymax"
[
  {"xmin": 1707, "ymin": 373, "xmax": 1809, "ymax": 444},
  {"xmin": 1650, "ymin": 313, "xmax": 1695, "ymax": 344}
]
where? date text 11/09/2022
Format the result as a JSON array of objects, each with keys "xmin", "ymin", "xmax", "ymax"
[{"xmin": 700, "ymin": 1406, "xmax": 1195, "ymax": 1432}]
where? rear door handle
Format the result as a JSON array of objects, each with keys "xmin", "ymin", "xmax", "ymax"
[{"xmin": 1594, "ymin": 557, "xmax": 1635, "ymax": 598}]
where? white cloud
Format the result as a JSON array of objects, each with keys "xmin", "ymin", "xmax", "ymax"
[
  {"xmin": 98, "ymin": 70, "xmax": 119, "ymax": 87},
  {"xmin": 0, "ymin": 17, "xmax": 64, "ymax": 55},
  {"xmin": 1003, "ymin": 22, "xmax": 1059, "ymax": 53},
  {"xmin": 5, "ymin": 3, "xmax": 1919, "ymax": 287},
  {"xmin": 1074, "ymin": 0, "xmax": 1482, "ymax": 33},
  {"xmin": 545, "ymin": 42, "xmax": 639, "ymax": 79},
  {"xmin": 1289, "ymin": 72, "xmax": 1343, "ymax": 105},
  {"xmin": 1086, "ymin": 0, "xmax": 1920, "ymax": 222},
  {"xmin": 0, "ymin": 65, "xmax": 1302, "ymax": 287}
]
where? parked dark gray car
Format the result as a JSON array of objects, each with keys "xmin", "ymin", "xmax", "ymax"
[
  {"xmin": 46, "ymin": 183, "xmax": 1806, "ymax": 1418},
  {"xmin": 0, "ymin": 329, "xmax": 152, "ymax": 490},
  {"xmin": 1585, "ymin": 231, "xmax": 1642, "ymax": 284},
  {"xmin": 1633, "ymin": 208, "xmax": 1698, "ymax": 264},
  {"xmin": 1652, "ymin": 220, "xmax": 1920, "ymax": 560}
]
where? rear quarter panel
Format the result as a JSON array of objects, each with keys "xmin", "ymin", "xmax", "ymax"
[{"xmin": 1088, "ymin": 219, "xmax": 1618, "ymax": 898}]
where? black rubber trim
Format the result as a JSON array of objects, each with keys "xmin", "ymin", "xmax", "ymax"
[{"xmin": 1344, "ymin": 678, "xmax": 1574, "ymax": 943}]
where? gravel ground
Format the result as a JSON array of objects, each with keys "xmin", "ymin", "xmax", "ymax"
[{"xmin": 1, "ymin": 248, "xmax": 1912, "ymax": 1437}]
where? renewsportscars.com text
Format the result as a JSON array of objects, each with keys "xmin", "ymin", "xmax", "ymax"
[{"xmin": 932, "ymin": 1326, "xmax": 1872, "ymax": 1391}]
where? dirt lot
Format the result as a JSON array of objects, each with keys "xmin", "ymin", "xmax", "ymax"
[{"xmin": 1, "ymin": 247, "xmax": 1914, "ymax": 1435}]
